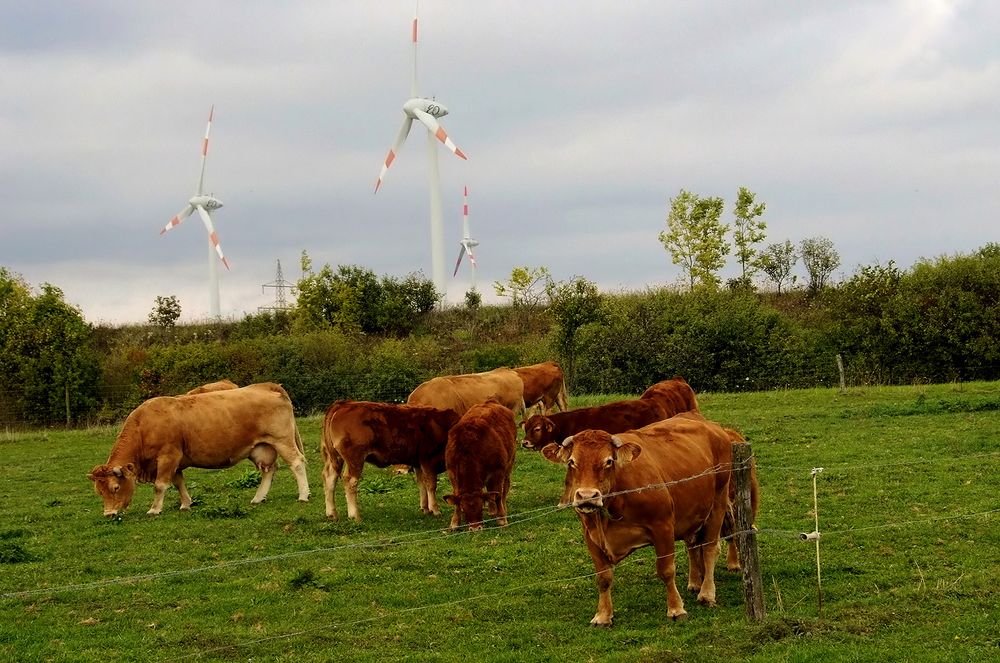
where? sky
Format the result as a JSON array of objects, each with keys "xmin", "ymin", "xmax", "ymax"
[{"xmin": 2, "ymin": 0, "xmax": 998, "ymax": 324}]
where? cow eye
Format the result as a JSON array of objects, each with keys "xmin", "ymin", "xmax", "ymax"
[
  {"xmin": 604, "ymin": 458, "xmax": 614, "ymax": 468},
  {"xmin": 567, "ymin": 458, "xmax": 576, "ymax": 469}
]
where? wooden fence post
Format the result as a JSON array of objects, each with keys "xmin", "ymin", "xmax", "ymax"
[
  {"xmin": 732, "ymin": 442, "xmax": 766, "ymax": 621},
  {"xmin": 836, "ymin": 353, "xmax": 846, "ymax": 392}
]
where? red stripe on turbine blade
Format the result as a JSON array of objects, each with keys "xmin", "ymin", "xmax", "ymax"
[
  {"xmin": 208, "ymin": 106, "xmax": 214, "ymax": 122},
  {"xmin": 464, "ymin": 186, "xmax": 468, "ymax": 196},
  {"xmin": 435, "ymin": 127, "xmax": 447, "ymax": 142},
  {"xmin": 202, "ymin": 138, "xmax": 209, "ymax": 156},
  {"xmin": 222, "ymin": 257, "xmax": 231, "ymax": 271},
  {"xmin": 412, "ymin": 18, "xmax": 418, "ymax": 43},
  {"xmin": 455, "ymin": 147, "xmax": 467, "ymax": 160},
  {"xmin": 385, "ymin": 150, "xmax": 396, "ymax": 167},
  {"xmin": 210, "ymin": 232, "xmax": 219, "ymax": 244},
  {"xmin": 463, "ymin": 205, "xmax": 469, "ymax": 216}
]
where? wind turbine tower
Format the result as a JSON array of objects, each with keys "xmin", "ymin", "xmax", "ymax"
[
  {"xmin": 452, "ymin": 185, "xmax": 479, "ymax": 291},
  {"xmin": 374, "ymin": 2, "xmax": 467, "ymax": 298},
  {"xmin": 160, "ymin": 106, "xmax": 230, "ymax": 318}
]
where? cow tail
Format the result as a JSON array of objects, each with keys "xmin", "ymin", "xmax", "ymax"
[
  {"xmin": 294, "ymin": 422, "xmax": 304, "ymax": 456},
  {"xmin": 558, "ymin": 380, "xmax": 570, "ymax": 411}
]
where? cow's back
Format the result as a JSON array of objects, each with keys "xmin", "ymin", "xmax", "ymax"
[
  {"xmin": 447, "ymin": 401, "xmax": 517, "ymax": 481},
  {"xmin": 553, "ymin": 398, "xmax": 667, "ymax": 437},
  {"xmin": 640, "ymin": 377, "xmax": 699, "ymax": 416},
  {"xmin": 514, "ymin": 362, "xmax": 565, "ymax": 406},
  {"xmin": 408, "ymin": 368, "xmax": 524, "ymax": 416},
  {"xmin": 325, "ymin": 400, "xmax": 458, "ymax": 469}
]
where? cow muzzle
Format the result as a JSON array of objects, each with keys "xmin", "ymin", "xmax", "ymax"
[{"xmin": 572, "ymin": 488, "xmax": 604, "ymax": 513}]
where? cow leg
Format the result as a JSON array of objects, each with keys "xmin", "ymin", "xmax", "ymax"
[
  {"xmin": 172, "ymin": 471, "xmax": 192, "ymax": 510},
  {"xmin": 652, "ymin": 533, "xmax": 687, "ymax": 621},
  {"xmin": 414, "ymin": 466, "xmax": 429, "ymax": 514},
  {"xmin": 694, "ymin": 506, "xmax": 727, "ymax": 607},
  {"xmin": 251, "ymin": 464, "xmax": 277, "ymax": 504},
  {"xmin": 685, "ymin": 535, "xmax": 705, "ymax": 593},
  {"xmin": 343, "ymin": 458, "xmax": 365, "ymax": 522},
  {"xmin": 149, "ymin": 455, "xmax": 181, "ymax": 515},
  {"xmin": 727, "ymin": 539, "xmax": 741, "ymax": 572},
  {"xmin": 322, "ymin": 447, "xmax": 344, "ymax": 520},
  {"xmin": 418, "ymin": 464, "xmax": 441, "ymax": 516},
  {"xmin": 584, "ymin": 539, "xmax": 615, "ymax": 627},
  {"xmin": 271, "ymin": 441, "xmax": 310, "ymax": 503}
]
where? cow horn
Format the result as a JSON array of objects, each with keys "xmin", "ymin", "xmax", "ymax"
[
  {"xmin": 561, "ymin": 435, "xmax": 574, "ymax": 447},
  {"xmin": 611, "ymin": 436, "xmax": 624, "ymax": 448},
  {"xmin": 112, "ymin": 466, "xmax": 123, "ymax": 478}
]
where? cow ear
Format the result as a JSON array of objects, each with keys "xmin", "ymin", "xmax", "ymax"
[
  {"xmin": 545, "ymin": 419, "xmax": 555, "ymax": 434},
  {"xmin": 443, "ymin": 494, "xmax": 458, "ymax": 506},
  {"xmin": 615, "ymin": 441, "xmax": 643, "ymax": 466},
  {"xmin": 541, "ymin": 443, "xmax": 569, "ymax": 464}
]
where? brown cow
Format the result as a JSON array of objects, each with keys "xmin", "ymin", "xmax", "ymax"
[
  {"xmin": 87, "ymin": 383, "xmax": 309, "ymax": 517},
  {"xmin": 407, "ymin": 367, "xmax": 525, "ymax": 418},
  {"xmin": 521, "ymin": 398, "xmax": 668, "ymax": 450},
  {"xmin": 443, "ymin": 399, "xmax": 517, "ymax": 531},
  {"xmin": 321, "ymin": 400, "xmax": 461, "ymax": 522},
  {"xmin": 185, "ymin": 379, "xmax": 239, "ymax": 395},
  {"xmin": 542, "ymin": 417, "xmax": 733, "ymax": 625},
  {"xmin": 640, "ymin": 376, "xmax": 699, "ymax": 416},
  {"xmin": 514, "ymin": 361, "xmax": 569, "ymax": 417}
]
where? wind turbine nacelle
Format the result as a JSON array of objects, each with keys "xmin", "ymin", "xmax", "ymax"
[
  {"xmin": 465, "ymin": 239, "xmax": 479, "ymax": 249},
  {"xmin": 190, "ymin": 195, "xmax": 224, "ymax": 211},
  {"xmin": 405, "ymin": 98, "xmax": 449, "ymax": 118}
]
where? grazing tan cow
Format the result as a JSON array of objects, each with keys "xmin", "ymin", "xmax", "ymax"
[
  {"xmin": 514, "ymin": 361, "xmax": 569, "ymax": 417},
  {"xmin": 640, "ymin": 376, "xmax": 699, "ymax": 416},
  {"xmin": 321, "ymin": 400, "xmax": 461, "ymax": 522},
  {"xmin": 87, "ymin": 383, "xmax": 309, "ymax": 517},
  {"xmin": 542, "ymin": 416, "xmax": 733, "ymax": 626},
  {"xmin": 407, "ymin": 367, "xmax": 525, "ymax": 418},
  {"xmin": 185, "ymin": 379, "xmax": 239, "ymax": 395},
  {"xmin": 521, "ymin": 398, "xmax": 668, "ymax": 450},
  {"xmin": 443, "ymin": 399, "xmax": 517, "ymax": 531}
]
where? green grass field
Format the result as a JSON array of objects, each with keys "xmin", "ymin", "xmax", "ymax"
[{"xmin": 1, "ymin": 383, "xmax": 998, "ymax": 662}]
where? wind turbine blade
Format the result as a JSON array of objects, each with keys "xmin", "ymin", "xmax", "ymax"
[
  {"xmin": 413, "ymin": 109, "xmax": 467, "ymax": 160},
  {"xmin": 196, "ymin": 105, "xmax": 214, "ymax": 196},
  {"xmin": 196, "ymin": 205, "xmax": 230, "ymax": 271},
  {"xmin": 467, "ymin": 245, "xmax": 477, "ymax": 266},
  {"xmin": 462, "ymin": 185, "xmax": 470, "ymax": 237},
  {"xmin": 160, "ymin": 205, "xmax": 194, "ymax": 235},
  {"xmin": 453, "ymin": 244, "xmax": 466, "ymax": 277},
  {"xmin": 375, "ymin": 117, "xmax": 414, "ymax": 193},
  {"xmin": 411, "ymin": 4, "xmax": 419, "ymax": 98}
]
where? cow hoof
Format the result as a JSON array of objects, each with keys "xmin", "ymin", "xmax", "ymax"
[
  {"xmin": 146, "ymin": 509, "xmax": 161, "ymax": 516},
  {"xmin": 589, "ymin": 617, "xmax": 613, "ymax": 628},
  {"xmin": 697, "ymin": 597, "xmax": 717, "ymax": 608},
  {"xmin": 297, "ymin": 497, "xmax": 310, "ymax": 503},
  {"xmin": 669, "ymin": 611, "xmax": 688, "ymax": 621},
  {"xmin": 179, "ymin": 505, "xmax": 191, "ymax": 511},
  {"xmin": 727, "ymin": 565, "xmax": 742, "ymax": 573},
  {"xmin": 687, "ymin": 584, "xmax": 701, "ymax": 593},
  {"xmin": 250, "ymin": 498, "xmax": 265, "ymax": 505}
]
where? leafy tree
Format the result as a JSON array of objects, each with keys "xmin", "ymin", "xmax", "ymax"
[
  {"xmin": 464, "ymin": 289, "xmax": 482, "ymax": 310},
  {"xmin": 800, "ymin": 236, "xmax": 841, "ymax": 294},
  {"xmin": 659, "ymin": 189, "xmax": 729, "ymax": 290},
  {"xmin": 0, "ymin": 270, "xmax": 98, "ymax": 425},
  {"xmin": 760, "ymin": 240, "xmax": 798, "ymax": 293},
  {"xmin": 148, "ymin": 295, "xmax": 181, "ymax": 328},
  {"xmin": 294, "ymin": 254, "xmax": 437, "ymax": 336},
  {"xmin": 732, "ymin": 187, "xmax": 767, "ymax": 284},
  {"xmin": 493, "ymin": 266, "xmax": 552, "ymax": 308},
  {"xmin": 546, "ymin": 276, "xmax": 604, "ymax": 387}
]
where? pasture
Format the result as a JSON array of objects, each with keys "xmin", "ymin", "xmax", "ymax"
[{"xmin": 1, "ymin": 382, "xmax": 998, "ymax": 662}]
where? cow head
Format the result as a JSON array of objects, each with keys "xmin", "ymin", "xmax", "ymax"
[
  {"xmin": 521, "ymin": 415, "xmax": 555, "ymax": 450},
  {"xmin": 443, "ymin": 491, "xmax": 500, "ymax": 531},
  {"xmin": 541, "ymin": 430, "xmax": 642, "ymax": 512},
  {"xmin": 87, "ymin": 463, "xmax": 138, "ymax": 517}
]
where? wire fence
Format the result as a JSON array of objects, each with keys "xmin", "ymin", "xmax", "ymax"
[{"xmin": 3, "ymin": 446, "xmax": 998, "ymax": 663}]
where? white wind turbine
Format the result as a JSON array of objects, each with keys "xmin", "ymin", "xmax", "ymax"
[
  {"xmin": 160, "ymin": 105, "xmax": 230, "ymax": 318},
  {"xmin": 374, "ymin": 2, "xmax": 467, "ymax": 298},
  {"xmin": 452, "ymin": 185, "xmax": 479, "ymax": 291}
]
